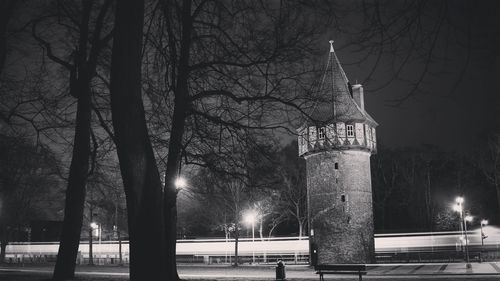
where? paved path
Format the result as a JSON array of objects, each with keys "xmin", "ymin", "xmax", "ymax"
[
  {"xmin": 0, "ymin": 262, "xmax": 500, "ymax": 280},
  {"xmin": 367, "ymin": 262, "xmax": 500, "ymax": 275}
]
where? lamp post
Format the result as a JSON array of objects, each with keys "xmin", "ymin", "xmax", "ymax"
[
  {"xmin": 98, "ymin": 224, "xmax": 101, "ymax": 264},
  {"xmin": 89, "ymin": 223, "xmax": 94, "ymax": 265},
  {"xmin": 113, "ymin": 191, "xmax": 123, "ymax": 266},
  {"xmin": 453, "ymin": 196, "xmax": 471, "ymax": 269},
  {"xmin": 89, "ymin": 222, "xmax": 101, "ymax": 265},
  {"xmin": 113, "ymin": 224, "xmax": 123, "ymax": 265},
  {"xmin": 89, "ymin": 222, "xmax": 99, "ymax": 265},
  {"xmin": 244, "ymin": 210, "xmax": 257, "ymax": 264},
  {"xmin": 464, "ymin": 215, "xmax": 472, "ymax": 268},
  {"xmin": 453, "ymin": 197, "xmax": 464, "ymax": 250},
  {"xmin": 174, "ymin": 176, "xmax": 188, "ymax": 240},
  {"xmin": 480, "ymin": 219, "xmax": 488, "ymax": 262},
  {"xmin": 480, "ymin": 219, "xmax": 488, "ymax": 246}
]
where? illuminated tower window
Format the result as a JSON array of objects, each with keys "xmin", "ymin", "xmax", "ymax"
[
  {"xmin": 346, "ymin": 125, "xmax": 354, "ymax": 137},
  {"xmin": 318, "ymin": 127, "xmax": 326, "ymax": 140}
]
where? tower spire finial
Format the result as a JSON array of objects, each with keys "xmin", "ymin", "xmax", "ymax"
[{"xmin": 329, "ymin": 40, "xmax": 334, "ymax": 53}]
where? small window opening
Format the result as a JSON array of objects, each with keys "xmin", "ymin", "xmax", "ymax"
[
  {"xmin": 318, "ymin": 127, "xmax": 326, "ymax": 140},
  {"xmin": 335, "ymin": 178, "xmax": 338, "ymax": 183},
  {"xmin": 334, "ymin": 163, "xmax": 339, "ymax": 169},
  {"xmin": 341, "ymin": 195, "xmax": 346, "ymax": 202},
  {"xmin": 346, "ymin": 125, "xmax": 354, "ymax": 137}
]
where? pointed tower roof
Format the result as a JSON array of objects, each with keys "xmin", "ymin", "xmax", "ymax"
[{"xmin": 306, "ymin": 41, "xmax": 377, "ymax": 127}]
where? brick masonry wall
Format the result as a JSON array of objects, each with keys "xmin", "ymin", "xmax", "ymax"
[{"xmin": 305, "ymin": 149, "xmax": 375, "ymax": 264}]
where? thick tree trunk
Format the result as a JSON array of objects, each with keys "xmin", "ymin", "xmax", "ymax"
[
  {"xmin": 0, "ymin": 239, "xmax": 7, "ymax": 264},
  {"xmin": 110, "ymin": 0, "xmax": 166, "ymax": 280},
  {"xmin": 0, "ymin": 226, "xmax": 7, "ymax": 264},
  {"xmin": 164, "ymin": 190, "xmax": 179, "ymax": 280},
  {"xmin": 163, "ymin": 93, "xmax": 186, "ymax": 280},
  {"xmin": 53, "ymin": 89, "xmax": 91, "ymax": 280},
  {"xmin": 51, "ymin": 2, "xmax": 99, "ymax": 278},
  {"xmin": 163, "ymin": 0, "xmax": 193, "ymax": 279}
]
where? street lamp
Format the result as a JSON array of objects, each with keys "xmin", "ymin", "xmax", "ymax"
[
  {"xmin": 89, "ymin": 222, "xmax": 98, "ymax": 265},
  {"xmin": 244, "ymin": 210, "xmax": 257, "ymax": 264},
  {"xmin": 481, "ymin": 219, "xmax": 488, "ymax": 245},
  {"xmin": 453, "ymin": 196, "xmax": 471, "ymax": 269},
  {"xmin": 453, "ymin": 197, "xmax": 464, "ymax": 249},
  {"xmin": 480, "ymin": 219, "xmax": 488, "ymax": 262},
  {"xmin": 90, "ymin": 222, "xmax": 101, "ymax": 265},
  {"xmin": 113, "ymin": 224, "xmax": 123, "ymax": 266},
  {"xmin": 175, "ymin": 177, "xmax": 187, "ymax": 190}
]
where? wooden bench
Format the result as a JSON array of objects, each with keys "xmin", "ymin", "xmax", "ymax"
[{"xmin": 315, "ymin": 264, "xmax": 367, "ymax": 281}]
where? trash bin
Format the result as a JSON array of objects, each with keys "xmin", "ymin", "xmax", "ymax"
[{"xmin": 276, "ymin": 260, "xmax": 286, "ymax": 280}]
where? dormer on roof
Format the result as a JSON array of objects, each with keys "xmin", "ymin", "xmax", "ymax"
[{"xmin": 298, "ymin": 41, "xmax": 378, "ymax": 156}]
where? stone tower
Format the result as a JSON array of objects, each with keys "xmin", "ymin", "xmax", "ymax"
[{"xmin": 298, "ymin": 41, "xmax": 378, "ymax": 264}]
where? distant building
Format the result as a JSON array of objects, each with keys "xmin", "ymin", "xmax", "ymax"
[{"xmin": 298, "ymin": 41, "xmax": 378, "ymax": 264}]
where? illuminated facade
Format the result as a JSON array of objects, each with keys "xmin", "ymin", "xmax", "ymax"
[{"xmin": 298, "ymin": 41, "xmax": 378, "ymax": 264}]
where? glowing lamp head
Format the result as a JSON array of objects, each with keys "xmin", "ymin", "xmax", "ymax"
[
  {"xmin": 175, "ymin": 177, "xmax": 187, "ymax": 189},
  {"xmin": 465, "ymin": 215, "xmax": 473, "ymax": 222},
  {"xmin": 455, "ymin": 196, "xmax": 464, "ymax": 204},
  {"xmin": 90, "ymin": 222, "xmax": 98, "ymax": 229},
  {"xmin": 453, "ymin": 204, "xmax": 462, "ymax": 212},
  {"xmin": 481, "ymin": 219, "xmax": 488, "ymax": 226},
  {"xmin": 244, "ymin": 210, "xmax": 257, "ymax": 225}
]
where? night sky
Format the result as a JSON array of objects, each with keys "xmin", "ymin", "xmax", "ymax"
[
  {"xmin": 5, "ymin": 1, "xmax": 500, "ymax": 151},
  {"xmin": 323, "ymin": 0, "xmax": 500, "ymax": 151}
]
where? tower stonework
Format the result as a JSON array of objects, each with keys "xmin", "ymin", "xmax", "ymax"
[{"xmin": 298, "ymin": 41, "xmax": 378, "ymax": 264}]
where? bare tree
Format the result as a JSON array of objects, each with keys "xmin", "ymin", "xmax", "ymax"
[
  {"xmin": 474, "ymin": 129, "xmax": 500, "ymax": 212},
  {"xmin": 220, "ymin": 179, "xmax": 246, "ymax": 267},
  {"xmin": 31, "ymin": 1, "xmax": 113, "ymax": 279},
  {"xmin": 0, "ymin": 134, "xmax": 60, "ymax": 263},
  {"xmin": 109, "ymin": 0, "xmax": 167, "ymax": 280},
  {"xmin": 275, "ymin": 141, "xmax": 307, "ymax": 238},
  {"xmin": 193, "ymin": 170, "xmax": 249, "ymax": 266},
  {"xmin": 148, "ymin": 0, "xmax": 326, "ymax": 275},
  {"xmin": 371, "ymin": 146, "xmax": 400, "ymax": 231}
]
